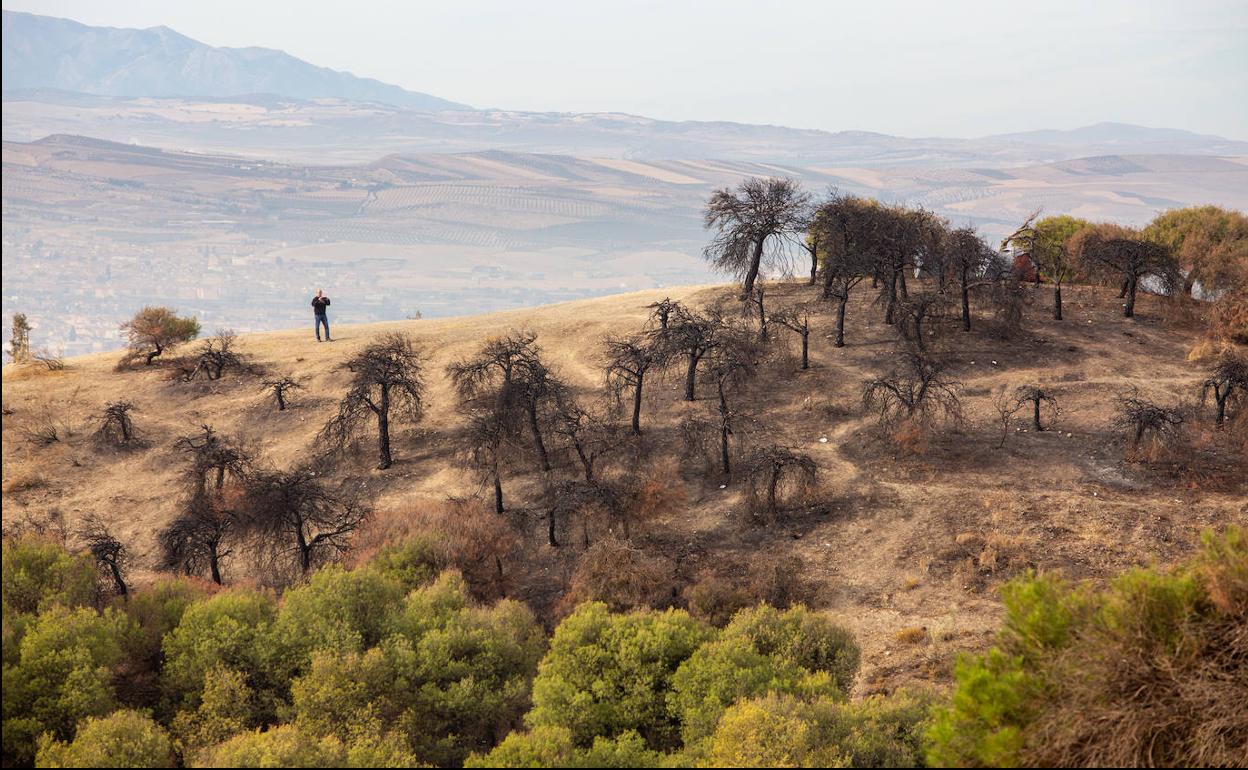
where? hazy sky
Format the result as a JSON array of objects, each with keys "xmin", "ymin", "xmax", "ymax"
[{"xmin": 6, "ymin": 0, "xmax": 1247, "ymax": 138}]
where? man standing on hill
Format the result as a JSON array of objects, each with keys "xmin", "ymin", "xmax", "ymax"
[{"xmin": 312, "ymin": 289, "xmax": 332, "ymax": 342}]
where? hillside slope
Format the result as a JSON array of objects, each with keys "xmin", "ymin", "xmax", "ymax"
[{"xmin": 3, "ymin": 281, "xmax": 1245, "ymax": 692}]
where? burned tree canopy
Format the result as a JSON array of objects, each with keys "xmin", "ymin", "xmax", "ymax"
[
  {"xmin": 175, "ymin": 424, "xmax": 249, "ymax": 495},
  {"xmin": 863, "ymin": 350, "xmax": 963, "ymax": 430},
  {"xmin": 321, "ymin": 333, "xmax": 426, "ymax": 470},
  {"xmin": 448, "ymin": 331, "xmax": 561, "ymax": 474},
  {"xmin": 743, "ymin": 445, "xmax": 818, "ymax": 524},
  {"xmin": 703, "ymin": 177, "xmax": 811, "ymax": 297},
  {"xmin": 604, "ymin": 334, "xmax": 661, "ymax": 434},
  {"xmin": 1202, "ymin": 351, "xmax": 1248, "ymax": 427},
  {"xmin": 240, "ymin": 468, "xmax": 368, "ymax": 574},
  {"xmin": 79, "ymin": 514, "xmax": 129, "ymax": 598},
  {"xmin": 1075, "ymin": 226, "xmax": 1179, "ymax": 318}
]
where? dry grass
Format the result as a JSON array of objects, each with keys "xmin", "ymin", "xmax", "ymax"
[
  {"xmin": 893, "ymin": 626, "xmax": 929, "ymax": 645},
  {"xmin": 2, "ymin": 469, "xmax": 50, "ymax": 494},
  {"xmin": 2, "ymin": 280, "xmax": 1244, "ymax": 695}
]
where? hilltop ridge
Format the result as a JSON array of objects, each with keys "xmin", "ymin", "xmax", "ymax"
[{"xmin": 4, "ymin": 280, "xmax": 1243, "ymax": 693}]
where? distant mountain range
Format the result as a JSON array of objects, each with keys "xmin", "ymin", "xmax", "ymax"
[
  {"xmin": 0, "ymin": 10, "xmax": 466, "ymax": 111},
  {"xmin": 5, "ymin": 10, "xmax": 1247, "ymax": 163}
]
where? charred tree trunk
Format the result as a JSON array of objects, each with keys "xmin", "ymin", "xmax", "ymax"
[
  {"xmin": 528, "ymin": 402, "xmax": 552, "ymax": 473},
  {"xmin": 631, "ymin": 373, "xmax": 644, "ymax": 435},
  {"xmin": 885, "ymin": 271, "xmax": 899, "ymax": 325},
  {"xmin": 1032, "ymin": 398, "xmax": 1043, "ymax": 431},
  {"xmin": 145, "ymin": 343, "xmax": 163, "ymax": 366},
  {"xmin": 835, "ymin": 297, "xmax": 848, "ymax": 348},
  {"xmin": 684, "ymin": 351, "xmax": 699, "ymax": 401},
  {"xmin": 808, "ymin": 243, "xmax": 818, "ymax": 285},
  {"xmin": 493, "ymin": 474, "xmax": 505, "ymax": 513},
  {"xmin": 718, "ymin": 383, "xmax": 731, "ymax": 475},
  {"xmin": 742, "ymin": 238, "xmax": 765, "ymax": 297},
  {"xmin": 548, "ymin": 509, "xmax": 558, "ymax": 547},
  {"xmin": 1124, "ymin": 275, "xmax": 1138, "ymax": 318},
  {"xmin": 800, "ymin": 328, "xmax": 809, "ymax": 370},
  {"xmin": 376, "ymin": 384, "xmax": 393, "ymax": 469},
  {"xmin": 1053, "ymin": 283, "xmax": 1063, "ymax": 321},
  {"xmin": 208, "ymin": 545, "xmax": 223, "ymax": 585},
  {"xmin": 960, "ymin": 268, "xmax": 971, "ymax": 332}
]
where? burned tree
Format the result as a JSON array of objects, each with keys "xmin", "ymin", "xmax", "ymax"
[
  {"xmin": 1113, "ymin": 391, "xmax": 1184, "ymax": 447},
  {"xmin": 1201, "ymin": 351, "xmax": 1248, "ymax": 427},
  {"xmin": 894, "ymin": 291, "xmax": 948, "ymax": 353},
  {"xmin": 946, "ymin": 226, "xmax": 996, "ymax": 331},
  {"xmin": 814, "ymin": 196, "xmax": 876, "ymax": 347},
  {"xmin": 96, "ymin": 401, "xmax": 137, "ymax": 446},
  {"xmin": 703, "ymin": 177, "xmax": 811, "ymax": 297},
  {"xmin": 802, "ymin": 227, "xmax": 821, "ymax": 285},
  {"xmin": 863, "ymin": 350, "xmax": 963, "ymax": 431},
  {"xmin": 1077, "ymin": 227, "xmax": 1179, "ymax": 318},
  {"xmin": 743, "ymin": 446, "xmax": 817, "ymax": 524},
  {"xmin": 159, "ymin": 490, "xmax": 239, "ymax": 585},
  {"xmin": 321, "ymin": 333, "xmax": 426, "ymax": 470},
  {"xmin": 544, "ymin": 479, "xmax": 621, "ymax": 548},
  {"xmin": 1012, "ymin": 386, "xmax": 1060, "ymax": 431},
  {"xmin": 769, "ymin": 305, "xmax": 812, "ymax": 370},
  {"xmin": 175, "ymin": 425, "xmax": 249, "ymax": 495},
  {"xmin": 463, "ymin": 408, "xmax": 514, "ymax": 513},
  {"xmin": 448, "ymin": 332, "xmax": 558, "ymax": 474},
  {"xmin": 703, "ymin": 326, "xmax": 761, "ymax": 475},
  {"xmin": 263, "ymin": 376, "xmax": 303, "ymax": 411},
  {"xmin": 660, "ymin": 305, "xmax": 722, "ymax": 402},
  {"xmin": 241, "ymin": 468, "xmax": 368, "ymax": 574},
  {"xmin": 604, "ymin": 334, "xmax": 660, "ymax": 434},
  {"xmin": 186, "ymin": 330, "xmax": 244, "ymax": 381},
  {"xmin": 553, "ymin": 393, "xmax": 624, "ymax": 482},
  {"xmin": 645, "ymin": 297, "xmax": 682, "ymax": 331},
  {"xmin": 119, "ymin": 306, "xmax": 200, "ymax": 366},
  {"xmin": 743, "ymin": 284, "xmax": 769, "ymax": 340},
  {"xmin": 79, "ymin": 514, "xmax": 129, "ymax": 598}
]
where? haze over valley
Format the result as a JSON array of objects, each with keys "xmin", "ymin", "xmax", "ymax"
[{"xmin": 3, "ymin": 8, "xmax": 1246, "ymax": 356}]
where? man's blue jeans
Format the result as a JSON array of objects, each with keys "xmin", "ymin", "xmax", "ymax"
[{"xmin": 315, "ymin": 315, "xmax": 330, "ymax": 341}]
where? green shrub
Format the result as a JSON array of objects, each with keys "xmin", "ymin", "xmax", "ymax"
[
  {"xmin": 2, "ymin": 537, "xmax": 96, "ymax": 616},
  {"xmin": 926, "ymin": 527, "xmax": 1248, "ymax": 767},
  {"xmin": 192, "ymin": 723, "xmax": 418, "ymax": 768},
  {"xmin": 527, "ymin": 602, "xmax": 711, "ymax": 750},
  {"xmin": 719, "ymin": 605, "xmax": 860, "ymax": 694},
  {"xmin": 466, "ymin": 726, "xmax": 662, "ymax": 768},
  {"xmin": 669, "ymin": 636, "xmax": 838, "ymax": 745},
  {"xmin": 171, "ymin": 665, "xmax": 255, "ymax": 761},
  {"xmin": 2, "ymin": 605, "xmax": 131, "ymax": 765},
  {"xmin": 161, "ymin": 589, "xmax": 279, "ymax": 714},
  {"xmin": 122, "ymin": 578, "xmax": 206, "ymax": 668},
  {"xmin": 291, "ymin": 571, "xmax": 545, "ymax": 767},
  {"xmin": 366, "ymin": 538, "xmax": 443, "ymax": 592},
  {"xmin": 694, "ymin": 691, "xmax": 929, "ymax": 768},
  {"xmin": 35, "ymin": 709, "xmax": 173, "ymax": 768},
  {"xmin": 268, "ymin": 564, "xmax": 405, "ymax": 680},
  {"xmin": 192, "ymin": 724, "xmax": 348, "ymax": 768}
]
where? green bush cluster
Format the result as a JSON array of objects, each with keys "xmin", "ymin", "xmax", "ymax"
[
  {"xmin": 926, "ymin": 526, "xmax": 1247, "ymax": 767},
  {"xmin": 2, "ymin": 537, "xmax": 543, "ymax": 768},
  {"xmin": 5, "ymin": 527, "xmax": 1241, "ymax": 767},
  {"xmin": 473, "ymin": 602, "xmax": 926, "ymax": 767}
]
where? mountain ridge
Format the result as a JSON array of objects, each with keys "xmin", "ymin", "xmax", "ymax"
[{"xmin": 1, "ymin": 10, "xmax": 468, "ymax": 111}]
